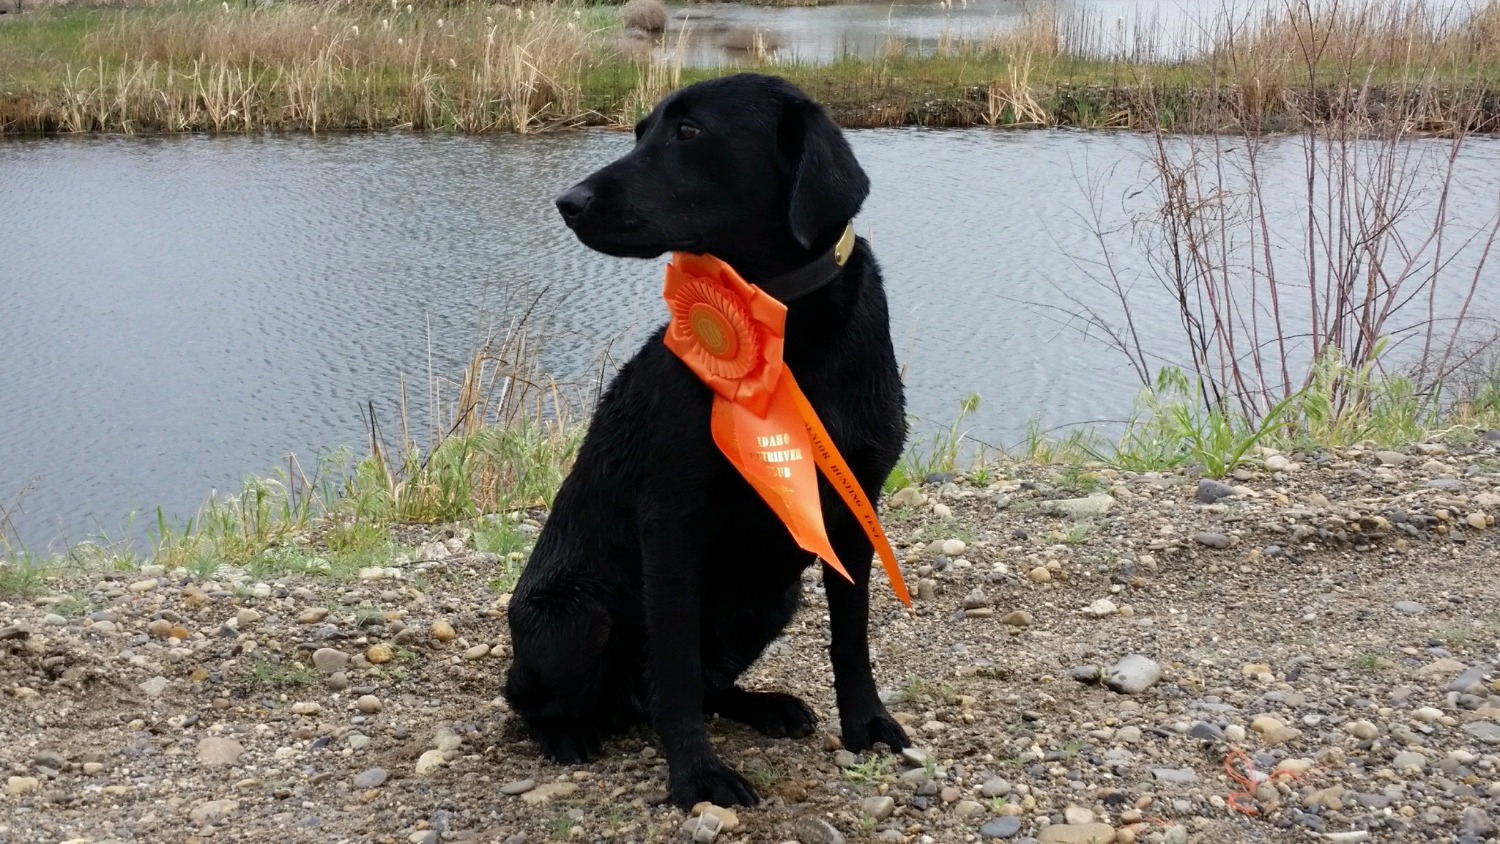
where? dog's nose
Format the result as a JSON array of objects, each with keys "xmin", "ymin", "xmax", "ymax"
[{"xmin": 555, "ymin": 185, "xmax": 593, "ymax": 222}]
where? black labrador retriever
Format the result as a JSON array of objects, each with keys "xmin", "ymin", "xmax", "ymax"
[{"xmin": 503, "ymin": 73, "xmax": 909, "ymax": 810}]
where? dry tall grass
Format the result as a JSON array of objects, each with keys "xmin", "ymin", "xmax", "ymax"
[{"xmin": 5, "ymin": 2, "xmax": 601, "ymax": 133}]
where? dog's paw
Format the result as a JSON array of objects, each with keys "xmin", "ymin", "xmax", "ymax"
[
  {"xmin": 669, "ymin": 762, "xmax": 761, "ymax": 810},
  {"xmin": 712, "ymin": 689, "xmax": 818, "ymax": 738},
  {"xmin": 535, "ymin": 727, "xmax": 602, "ymax": 764},
  {"xmin": 840, "ymin": 710, "xmax": 910, "ymax": 754}
]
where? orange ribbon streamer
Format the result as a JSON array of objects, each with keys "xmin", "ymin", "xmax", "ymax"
[{"xmin": 663, "ymin": 252, "xmax": 912, "ymax": 609}]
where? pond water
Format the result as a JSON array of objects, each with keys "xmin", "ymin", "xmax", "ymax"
[
  {"xmin": 3, "ymin": 128, "xmax": 1498, "ymax": 550},
  {"xmin": 657, "ymin": 0, "xmax": 1478, "ymax": 67}
]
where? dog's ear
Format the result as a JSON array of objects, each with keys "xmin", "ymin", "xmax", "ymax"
[{"xmin": 780, "ymin": 98, "xmax": 869, "ymax": 250}]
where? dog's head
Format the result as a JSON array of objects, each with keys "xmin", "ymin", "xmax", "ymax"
[{"xmin": 555, "ymin": 74, "xmax": 868, "ymax": 276}]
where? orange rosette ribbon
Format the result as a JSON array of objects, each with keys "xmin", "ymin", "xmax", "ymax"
[{"xmin": 663, "ymin": 252, "xmax": 912, "ymax": 609}]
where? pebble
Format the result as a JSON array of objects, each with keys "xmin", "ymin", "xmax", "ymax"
[
  {"xmin": 520, "ymin": 782, "xmax": 578, "ymax": 805},
  {"xmin": 1048, "ymin": 494, "xmax": 1114, "ymax": 520},
  {"xmin": 1103, "ymin": 655, "xmax": 1162, "ymax": 694},
  {"xmin": 1375, "ymin": 450, "xmax": 1409, "ymax": 466},
  {"xmin": 298, "ymin": 607, "xmax": 329, "ymax": 624},
  {"xmin": 833, "ymin": 750, "xmax": 858, "ymax": 767},
  {"xmin": 139, "ymin": 676, "xmax": 170, "ymax": 697},
  {"xmin": 1392, "ymin": 750, "xmax": 1427, "ymax": 771},
  {"xmin": 1189, "ymin": 721, "xmax": 1224, "ymax": 742},
  {"xmin": 1063, "ymin": 805, "xmax": 1094, "ymax": 824},
  {"xmin": 860, "ymin": 795, "xmax": 896, "ymax": 820},
  {"xmin": 1151, "ymin": 767, "xmax": 1198, "ymax": 784},
  {"xmin": 941, "ymin": 539, "xmax": 967, "ymax": 556},
  {"xmin": 500, "ymin": 778, "xmax": 535, "ymax": 795},
  {"xmin": 312, "ymin": 647, "xmax": 349, "ymax": 673},
  {"xmin": 431, "ymin": 620, "xmax": 457, "ymax": 642},
  {"xmin": 980, "ymin": 816, "xmax": 1022, "ymax": 839},
  {"xmin": 1081, "ymin": 598, "xmax": 1116, "ymax": 617},
  {"xmin": 414, "ymin": 749, "xmax": 446, "ymax": 775},
  {"xmin": 189, "ymin": 799, "xmax": 240, "ymax": 824},
  {"xmin": 127, "ymin": 578, "xmax": 158, "ymax": 593},
  {"xmin": 463, "ymin": 643, "xmax": 491, "ymax": 660},
  {"xmin": 1038, "ymin": 823, "xmax": 1116, "ymax": 843},
  {"xmin": 6, "ymin": 776, "xmax": 40, "ymax": 796},
  {"xmin": 1001, "ymin": 610, "xmax": 1034, "ymax": 626},
  {"xmin": 1071, "ymin": 665, "xmax": 1101, "ymax": 684},
  {"xmin": 196, "ymin": 737, "xmax": 244, "ymax": 768},
  {"xmin": 367, "ymin": 643, "xmax": 395, "ymax": 664},
  {"xmin": 290, "ymin": 701, "xmax": 321, "ymax": 716},
  {"xmin": 790, "ymin": 816, "xmax": 845, "ymax": 844},
  {"xmin": 1411, "ymin": 706, "xmax": 1443, "ymax": 723},
  {"xmin": 1251, "ymin": 714, "xmax": 1302, "ymax": 745},
  {"xmin": 1462, "ymin": 807, "xmax": 1496, "ymax": 837},
  {"xmin": 353, "ymin": 768, "xmax": 388, "ymax": 788},
  {"xmin": 356, "ymin": 694, "xmax": 382, "ymax": 714},
  {"xmin": 1347, "ymin": 720, "xmax": 1379, "ymax": 740},
  {"xmin": 1465, "ymin": 722, "xmax": 1500, "ymax": 744},
  {"xmin": 1192, "ymin": 532, "xmax": 1230, "ymax": 549},
  {"xmin": 901, "ymin": 747, "xmax": 932, "ymax": 767},
  {"xmin": 1225, "ymin": 724, "xmax": 1246, "ymax": 743},
  {"xmin": 146, "ymin": 619, "xmax": 174, "ymax": 637},
  {"xmin": 1027, "ymin": 566, "xmax": 1052, "ymax": 583},
  {"xmin": 980, "ymin": 778, "xmax": 1012, "ymax": 797},
  {"xmin": 1393, "ymin": 600, "xmax": 1427, "ymax": 615},
  {"xmin": 687, "ymin": 812, "xmax": 722, "ymax": 843},
  {"xmin": 1264, "ymin": 454, "xmax": 1291, "ymax": 472},
  {"xmin": 1196, "ymin": 478, "xmax": 1234, "ymax": 503}
]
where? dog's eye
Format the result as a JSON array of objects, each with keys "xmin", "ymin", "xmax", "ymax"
[{"xmin": 675, "ymin": 123, "xmax": 701, "ymax": 141}]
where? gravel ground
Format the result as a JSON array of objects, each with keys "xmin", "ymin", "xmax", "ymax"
[{"xmin": 4, "ymin": 438, "xmax": 1500, "ymax": 844}]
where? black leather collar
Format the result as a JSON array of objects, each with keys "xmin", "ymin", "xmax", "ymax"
[{"xmin": 758, "ymin": 223, "xmax": 856, "ymax": 303}]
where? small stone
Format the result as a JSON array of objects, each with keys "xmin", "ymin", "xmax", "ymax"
[
  {"xmin": 941, "ymin": 539, "xmax": 967, "ymax": 556},
  {"xmin": 1063, "ymin": 805, "xmax": 1095, "ymax": 824},
  {"xmin": 415, "ymin": 749, "xmax": 446, "ymax": 775},
  {"xmin": 500, "ymin": 778, "xmax": 535, "ymax": 795},
  {"xmin": 963, "ymin": 588, "xmax": 989, "ymax": 610},
  {"xmin": 197, "ymin": 737, "xmax": 244, "ymax": 768},
  {"xmin": 347, "ymin": 734, "xmax": 371, "ymax": 751},
  {"xmin": 1466, "ymin": 512, "xmax": 1489, "ymax": 529},
  {"xmin": 1071, "ymin": 665, "xmax": 1101, "ymax": 684},
  {"xmin": 1461, "ymin": 807, "xmax": 1496, "ymax": 837},
  {"xmin": 1081, "ymin": 598, "xmax": 1117, "ymax": 617},
  {"xmin": 290, "ymin": 701, "xmax": 321, "ymax": 716},
  {"xmin": 1189, "ymin": 722, "xmax": 1225, "ymax": 742},
  {"xmin": 1393, "ymin": 601, "xmax": 1426, "ymax": 615},
  {"xmin": 236, "ymin": 609, "xmax": 261, "ymax": 626},
  {"xmin": 917, "ymin": 579, "xmax": 937, "ymax": 601},
  {"xmin": 1103, "ymin": 655, "xmax": 1161, "ymax": 694},
  {"xmin": 1000, "ymin": 610, "xmax": 1033, "ymax": 627},
  {"xmin": 1303, "ymin": 785, "xmax": 1345, "ymax": 810},
  {"xmin": 327, "ymin": 672, "xmax": 350, "ymax": 691},
  {"xmin": 1225, "ymin": 724, "xmax": 1246, "ymax": 743},
  {"xmin": 1264, "ymin": 454, "xmax": 1291, "ymax": 472},
  {"xmin": 463, "ymin": 643, "xmax": 491, "ymax": 660},
  {"xmin": 1192, "ymin": 532, "xmax": 1230, "ymax": 549},
  {"xmin": 312, "ymin": 648, "xmax": 349, "ymax": 674},
  {"xmin": 1251, "ymin": 715, "xmax": 1301, "ymax": 745},
  {"xmin": 1196, "ymin": 479, "xmax": 1234, "ymax": 503},
  {"xmin": 6, "ymin": 776, "xmax": 40, "ymax": 796},
  {"xmin": 1028, "ymin": 566, "xmax": 1052, "ymax": 583},
  {"xmin": 1151, "ymin": 767, "xmax": 1198, "ymax": 784},
  {"xmin": 298, "ymin": 607, "xmax": 329, "ymax": 624},
  {"xmin": 430, "ymin": 620, "xmax": 456, "ymax": 642},
  {"xmin": 520, "ymin": 782, "xmax": 579, "ymax": 805},
  {"xmin": 1347, "ymin": 720, "xmax": 1379, "ymax": 740},
  {"xmin": 147, "ymin": 619, "xmax": 174, "ymax": 638},
  {"xmin": 901, "ymin": 747, "xmax": 932, "ymax": 768},
  {"xmin": 1038, "ymin": 823, "xmax": 1116, "ymax": 843},
  {"xmin": 189, "ymin": 799, "xmax": 239, "ymax": 824},
  {"xmin": 689, "ymin": 812, "xmax": 722, "ymax": 844},
  {"xmin": 1411, "ymin": 706, "xmax": 1443, "ymax": 723},
  {"xmin": 1049, "ymin": 494, "xmax": 1114, "ymax": 520},
  {"xmin": 356, "ymin": 695, "xmax": 382, "ymax": 714},
  {"xmin": 790, "ymin": 817, "xmax": 845, "ymax": 844},
  {"xmin": 1375, "ymin": 450, "xmax": 1409, "ymax": 466},
  {"xmin": 980, "ymin": 816, "xmax": 1022, "ymax": 839},
  {"xmin": 1463, "ymin": 722, "xmax": 1500, "ymax": 744},
  {"xmin": 1392, "ymin": 750, "xmax": 1427, "ymax": 771},
  {"xmin": 366, "ymin": 643, "xmax": 395, "ymax": 664},
  {"xmin": 980, "ymin": 777, "xmax": 1011, "ymax": 797},
  {"xmin": 833, "ymin": 750, "xmax": 858, "ymax": 767},
  {"xmin": 82, "ymin": 762, "xmax": 104, "ymax": 775},
  {"xmin": 860, "ymin": 795, "xmax": 896, "ymax": 820},
  {"xmin": 128, "ymin": 579, "xmax": 158, "ymax": 593},
  {"xmin": 139, "ymin": 676, "xmax": 170, "ymax": 697},
  {"xmin": 353, "ymin": 768, "xmax": 388, "ymax": 788}
]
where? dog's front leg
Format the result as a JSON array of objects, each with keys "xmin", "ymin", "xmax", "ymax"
[
  {"xmin": 642, "ymin": 519, "xmax": 760, "ymax": 810},
  {"xmin": 824, "ymin": 531, "xmax": 910, "ymax": 754}
]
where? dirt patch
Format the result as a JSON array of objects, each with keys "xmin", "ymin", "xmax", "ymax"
[{"xmin": 2, "ymin": 438, "xmax": 1499, "ymax": 843}]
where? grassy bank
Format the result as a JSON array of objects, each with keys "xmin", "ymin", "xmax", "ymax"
[{"xmin": 3, "ymin": 0, "xmax": 1500, "ymax": 134}]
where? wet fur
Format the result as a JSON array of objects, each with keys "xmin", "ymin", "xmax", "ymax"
[{"xmin": 502, "ymin": 73, "xmax": 909, "ymax": 810}]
